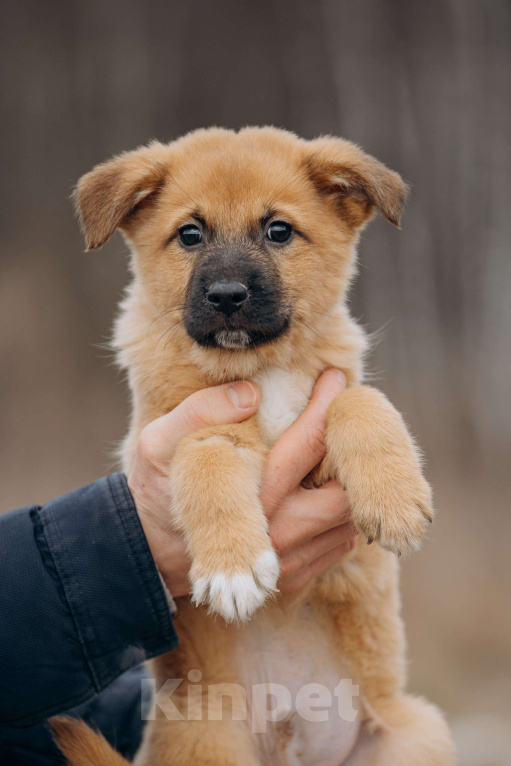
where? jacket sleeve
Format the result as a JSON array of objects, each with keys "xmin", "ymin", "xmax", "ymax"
[{"xmin": 0, "ymin": 473, "xmax": 178, "ymax": 727}]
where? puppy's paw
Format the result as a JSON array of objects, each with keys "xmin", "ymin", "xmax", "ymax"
[
  {"xmin": 350, "ymin": 472, "xmax": 433, "ymax": 556},
  {"xmin": 191, "ymin": 549, "xmax": 279, "ymax": 622},
  {"xmin": 325, "ymin": 384, "xmax": 435, "ymax": 556}
]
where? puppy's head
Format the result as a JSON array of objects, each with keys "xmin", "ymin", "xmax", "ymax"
[{"xmin": 75, "ymin": 128, "xmax": 406, "ymax": 358}]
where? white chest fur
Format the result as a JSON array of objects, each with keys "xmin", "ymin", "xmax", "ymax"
[
  {"xmin": 236, "ymin": 604, "xmax": 361, "ymax": 765},
  {"xmin": 253, "ymin": 368, "xmax": 316, "ymax": 447}
]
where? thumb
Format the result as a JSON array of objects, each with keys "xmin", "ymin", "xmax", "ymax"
[{"xmin": 139, "ymin": 380, "xmax": 260, "ymax": 463}]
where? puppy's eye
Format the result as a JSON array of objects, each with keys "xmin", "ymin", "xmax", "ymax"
[
  {"xmin": 266, "ymin": 221, "xmax": 293, "ymax": 244},
  {"xmin": 179, "ymin": 224, "xmax": 202, "ymax": 247}
]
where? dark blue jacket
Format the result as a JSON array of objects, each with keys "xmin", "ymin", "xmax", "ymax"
[{"xmin": 0, "ymin": 473, "xmax": 179, "ymax": 764}]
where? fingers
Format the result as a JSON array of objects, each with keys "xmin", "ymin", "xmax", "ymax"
[
  {"xmin": 270, "ymin": 480, "xmax": 351, "ymax": 551},
  {"xmin": 261, "ymin": 369, "xmax": 346, "ymax": 510},
  {"xmin": 138, "ymin": 380, "xmax": 260, "ymax": 463},
  {"xmin": 278, "ymin": 520, "xmax": 358, "ymax": 575},
  {"xmin": 280, "ymin": 536, "xmax": 358, "ymax": 593},
  {"xmin": 299, "ymin": 540, "xmax": 357, "ymax": 585}
]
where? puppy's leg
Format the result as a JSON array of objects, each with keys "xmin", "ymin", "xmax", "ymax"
[
  {"xmin": 135, "ymin": 720, "xmax": 260, "ymax": 766},
  {"xmin": 170, "ymin": 420, "xmax": 278, "ymax": 622},
  {"xmin": 314, "ymin": 550, "xmax": 454, "ymax": 765},
  {"xmin": 344, "ymin": 696, "xmax": 455, "ymax": 766},
  {"xmin": 316, "ymin": 385, "xmax": 433, "ymax": 554},
  {"xmin": 136, "ymin": 603, "xmax": 261, "ymax": 766}
]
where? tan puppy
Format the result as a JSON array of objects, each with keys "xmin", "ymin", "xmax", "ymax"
[{"xmin": 53, "ymin": 128, "xmax": 455, "ymax": 765}]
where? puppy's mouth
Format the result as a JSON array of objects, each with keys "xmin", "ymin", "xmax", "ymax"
[{"xmin": 188, "ymin": 315, "xmax": 291, "ymax": 351}]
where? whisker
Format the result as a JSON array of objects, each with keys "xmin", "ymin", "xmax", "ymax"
[
  {"xmin": 366, "ymin": 318, "xmax": 392, "ymax": 348},
  {"xmin": 145, "ymin": 306, "xmax": 186, "ymax": 347},
  {"xmin": 152, "ymin": 312, "xmax": 186, "ymax": 354},
  {"xmin": 299, "ymin": 318, "xmax": 341, "ymax": 354},
  {"xmin": 162, "ymin": 320, "xmax": 186, "ymax": 357}
]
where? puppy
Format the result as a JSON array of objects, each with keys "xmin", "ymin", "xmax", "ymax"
[{"xmin": 53, "ymin": 127, "xmax": 455, "ymax": 765}]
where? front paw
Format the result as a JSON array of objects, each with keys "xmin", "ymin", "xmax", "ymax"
[
  {"xmin": 350, "ymin": 471, "xmax": 433, "ymax": 556},
  {"xmin": 190, "ymin": 549, "xmax": 279, "ymax": 622}
]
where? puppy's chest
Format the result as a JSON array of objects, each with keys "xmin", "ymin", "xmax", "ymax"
[{"xmin": 253, "ymin": 368, "xmax": 316, "ymax": 446}]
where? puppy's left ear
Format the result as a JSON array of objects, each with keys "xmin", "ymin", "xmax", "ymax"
[
  {"xmin": 305, "ymin": 137, "xmax": 408, "ymax": 228},
  {"xmin": 74, "ymin": 141, "xmax": 168, "ymax": 251}
]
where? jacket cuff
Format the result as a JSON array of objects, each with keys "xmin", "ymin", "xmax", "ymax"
[{"xmin": 34, "ymin": 473, "xmax": 178, "ymax": 694}]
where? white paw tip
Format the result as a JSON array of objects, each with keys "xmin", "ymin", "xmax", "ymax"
[
  {"xmin": 254, "ymin": 549, "xmax": 280, "ymax": 591},
  {"xmin": 192, "ymin": 577, "xmax": 209, "ymax": 606},
  {"xmin": 191, "ymin": 576, "xmax": 209, "ymax": 605},
  {"xmin": 191, "ymin": 561, "xmax": 281, "ymax": 623},
  {"xmin": 207, "ymin": 572, "xmax": 266, "ymax": 622},
  {"xmin": 190, "ymin": 550, "xmax": 279, "ymax": 622}
]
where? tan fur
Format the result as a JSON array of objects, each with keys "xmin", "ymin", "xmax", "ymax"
[
  {"xmin": 51, "ymin": 718, "xmax": 128, "ymax": 766},
  {"xmin": 53, "ymin": 127, "xmax": 455, "ymax": 765}
]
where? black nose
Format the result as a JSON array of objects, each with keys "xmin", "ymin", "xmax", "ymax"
[{"xmin": 206, "ymin": 281, "xmax": 248, "ymax": 315}]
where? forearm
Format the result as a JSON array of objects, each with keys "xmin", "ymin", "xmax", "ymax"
[{"xmin": 0, "ymin": 473, "xmax": 178, "ymax": 727}]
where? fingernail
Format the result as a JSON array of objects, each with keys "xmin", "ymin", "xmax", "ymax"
[
  {"xmin": 319, "ymin": 369, "xmax": 346, "ymax": 404},
  {"xmin": 226, "ymin": 381, "xmax": 258, "ymax": 409},
  {"xmin": 335, "ymin": 370, "xmax": 347, "ymax": 387}
]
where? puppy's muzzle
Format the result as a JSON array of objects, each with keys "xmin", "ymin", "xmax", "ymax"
[{"xmin": 207, "ymin": 281, "xmax": 248, "ymax": 316}]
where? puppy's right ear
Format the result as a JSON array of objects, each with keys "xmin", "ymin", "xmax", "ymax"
[{"xmin": 74, "ymin": 142, "xmax": 168, "ymax": 251}]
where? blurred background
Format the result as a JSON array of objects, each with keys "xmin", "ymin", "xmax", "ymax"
[{"xmin": 1, "ymin": 0, "xmax": 510, "ymax": 763}]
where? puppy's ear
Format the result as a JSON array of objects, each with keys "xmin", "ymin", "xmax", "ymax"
[
  {"xmin": 74, "ymin": 142, "xmax": 168, "ymax": 251},
  {"xmin": 305, "ymin": 137, "xmax": 408, "ymax": 228}
]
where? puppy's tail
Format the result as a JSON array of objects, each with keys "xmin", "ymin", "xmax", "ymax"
[{"xmin": 51, "ymin": 717, "xmax": 130, "ymax": 766}]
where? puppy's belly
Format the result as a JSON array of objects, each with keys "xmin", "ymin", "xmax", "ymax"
[
  {"xmin": 242, "ymin": 368, "xmax": 360, "ymax": 763},
  {"xmin": 253, "ymin": 367, "xmax": 315, "ymax": 446},
  {"xmin": 236, "ymin": 602, "xmax": 361, "ymax": 766}
]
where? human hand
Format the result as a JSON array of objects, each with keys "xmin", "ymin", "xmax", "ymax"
[{"xmin": 128, "ymin": 370, "xmax": 356, "ymax": 599}]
